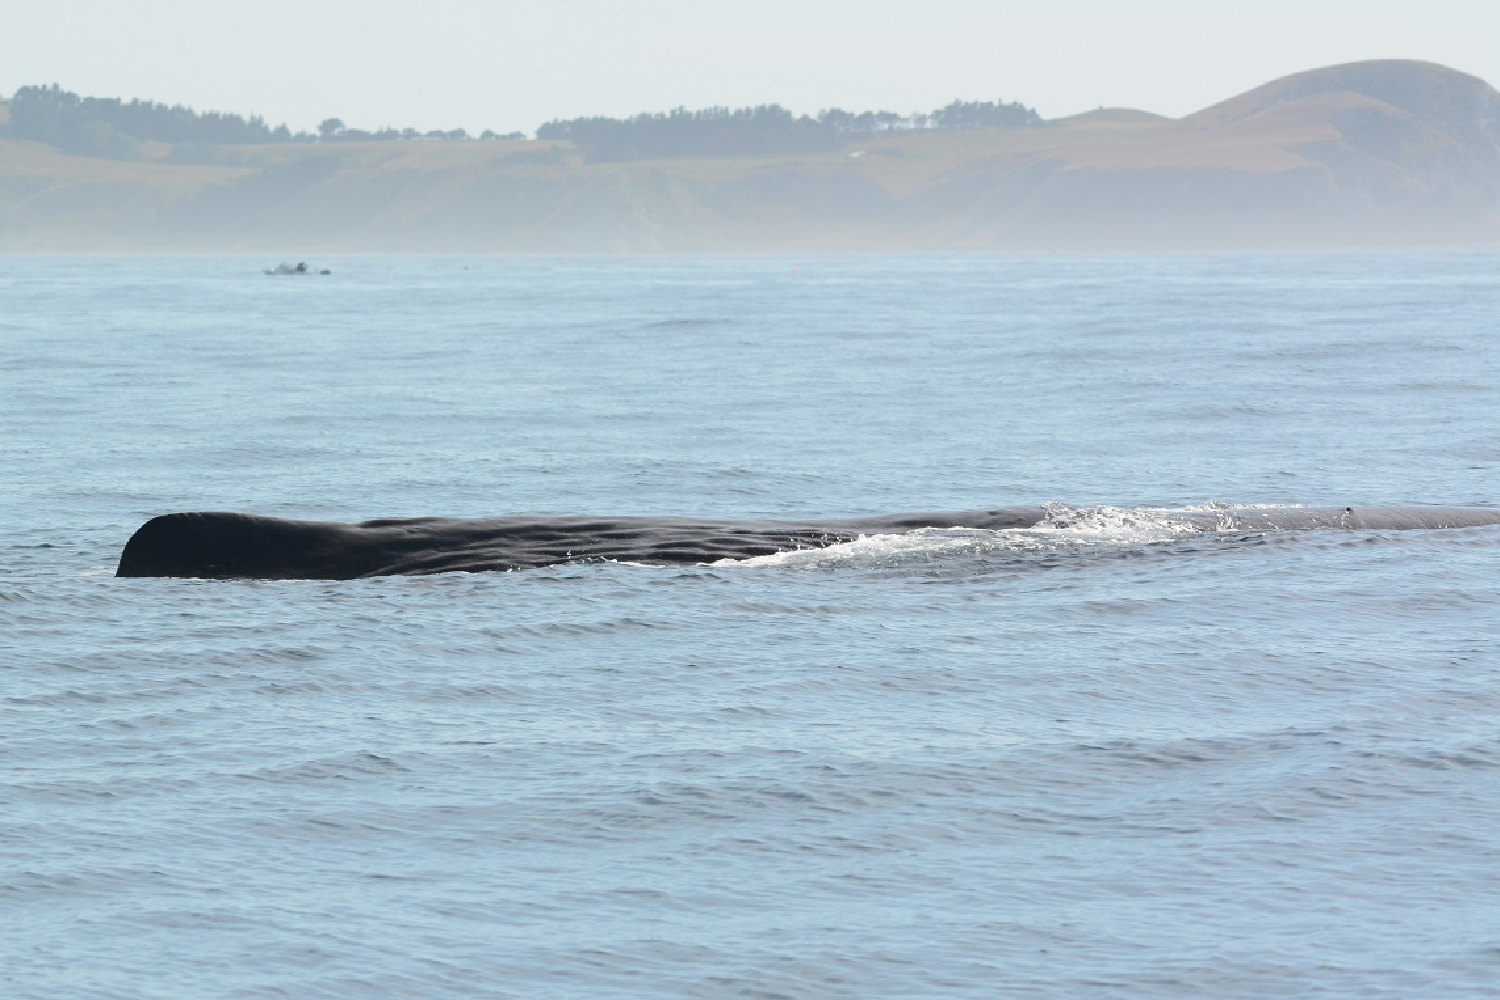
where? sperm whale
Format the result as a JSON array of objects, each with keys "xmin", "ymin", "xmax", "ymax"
[{"xmin": 113, "ymin": 505, "xmax": 1500, "ymax": 580}]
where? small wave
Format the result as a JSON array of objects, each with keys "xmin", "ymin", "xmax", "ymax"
[
  {"xmin": 643, "ymin": 317, "xmax": 730, "ymax": 330},
  {"xmin": 241, "ymin": 751, "xmax": 406, "ymax": 784}
]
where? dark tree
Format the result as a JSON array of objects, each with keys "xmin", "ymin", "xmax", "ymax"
[
  {"xmin": 929, "ymin": 99, "xmax": 1040, "ymax": 129},
  {"xmin": 9, "ymin": 84, "xmax": 296, "ymax": 154},
  {"xmin": 537, "ymin": 104, "xmax": 841, "ymax": 162}
]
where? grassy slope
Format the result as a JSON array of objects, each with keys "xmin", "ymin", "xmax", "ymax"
[
  {"xmin": 3, "ymin": 60, "xmax": 1497, "ymax": 250},
  {"xmin": 0, "ymin": 121, "xmax": 1305, "ymax": 249}
]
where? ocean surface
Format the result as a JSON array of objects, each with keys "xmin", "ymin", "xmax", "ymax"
[{"xmin": 4, "ymin": 253, "xmax": 1500, "ymax": 999}]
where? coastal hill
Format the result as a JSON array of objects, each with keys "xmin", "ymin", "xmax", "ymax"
[{"xmin": 3, "ymin": 59, "xmax": 1499, "ymax": 251}]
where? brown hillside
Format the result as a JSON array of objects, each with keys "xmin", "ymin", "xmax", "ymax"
[
  {"xmin": 4, "ymin": 60, "xmax": 1500, "ymax": 250},
  {"xmin": 1184, "ymin": 59, "xmax": 1500, "ymax": 136}
]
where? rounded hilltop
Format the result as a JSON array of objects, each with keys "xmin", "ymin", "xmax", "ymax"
[
  {"xmin": 1047, "ymin": 108, "xmax": 1171, "ymax": 127},
  {"xmin": 1185, "ymin": 58, "xmax": 1500, "ymax": 135}
]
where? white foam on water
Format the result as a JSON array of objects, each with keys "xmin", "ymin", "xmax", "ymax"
[
  {"xmin": 1037, "ymin": 501, "xmax": 1309, "ymax": 536},
  {"xmin": 1036, "ymin": 502, "xmax": 1207, "ymax": 535},
  {"xmin": 725, "ymin": 505, "xmax": 1236, "ymax": 570},
  {"xmin": 724, "ymin": 528, "xmax": 1021, "ymax": 569}
]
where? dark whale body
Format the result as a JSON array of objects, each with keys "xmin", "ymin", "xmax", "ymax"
[{"xmin": 115, "ymin": 506, "xmax": 1500, "ymax": 580}]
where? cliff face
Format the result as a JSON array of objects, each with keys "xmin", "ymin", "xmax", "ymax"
[{"xmin": 4, "ymin": 60, "xmax": 1500, "ymax": 251}]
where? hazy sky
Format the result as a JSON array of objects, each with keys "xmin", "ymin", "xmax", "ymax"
[{"xmin": 5, "ymin": 1, "xmax": 1499, "ymax": 135}]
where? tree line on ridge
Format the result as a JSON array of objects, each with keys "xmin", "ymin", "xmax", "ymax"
[{"xmin": 4, "ymin": 83, "xmax": 1041, "ymax": 162}]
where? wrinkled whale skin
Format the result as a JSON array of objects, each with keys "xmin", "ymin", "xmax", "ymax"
[
  {"xmin": 115, "ymin": 506, "xmax": 1500, "ymax": 580},
  {"xmin": 115, "ymin": 508, "xmax": 1046, "ymax": 579}
]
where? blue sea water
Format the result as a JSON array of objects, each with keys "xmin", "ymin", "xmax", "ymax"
[{"xmin": 3, "ymin": 253, "xmax": 1500, "ymax": 999}]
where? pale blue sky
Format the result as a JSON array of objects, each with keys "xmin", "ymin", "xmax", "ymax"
[{"xmin": 4, "ymin": 0, "xmax": 1497, "ymax": 135}]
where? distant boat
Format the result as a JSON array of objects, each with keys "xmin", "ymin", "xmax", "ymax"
[{"xmin": 264, "ymin": 261, "xmax": 331, "ymax": 275}]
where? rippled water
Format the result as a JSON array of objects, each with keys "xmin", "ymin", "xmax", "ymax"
[{"xmin": 4, "ymin": 254, "xmax": 1500, "ymax": 998}]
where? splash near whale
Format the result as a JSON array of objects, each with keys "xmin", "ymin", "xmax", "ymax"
[{"xmin": 114, "ymin": 505, "xmax": 1500, "ymax": 580}]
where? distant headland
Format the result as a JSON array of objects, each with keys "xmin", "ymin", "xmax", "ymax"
[{"xmin": 3, "ymin": 60, "xmax": 1499, "ymax": 251}]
